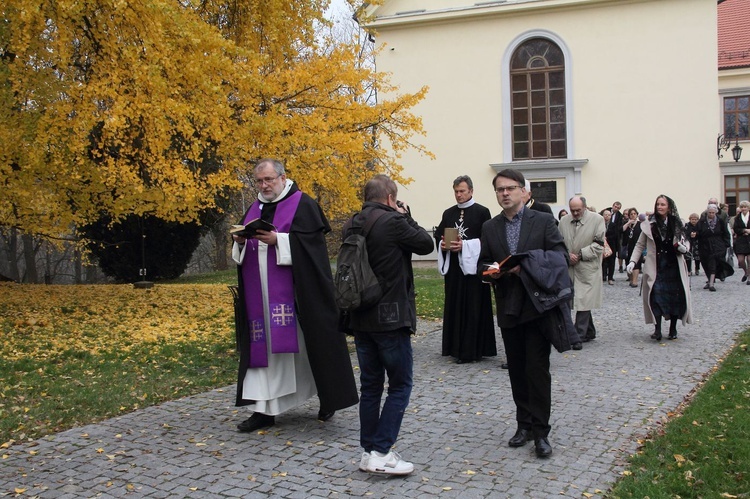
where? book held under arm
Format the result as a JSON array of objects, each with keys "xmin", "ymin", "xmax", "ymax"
[
  {"xmin": 482, "ymin": 253, "xmax": 528, "ymax": 276},
  {"xmin": 230, "ymin": 219, "xmax": 277, "ymax": 238}
]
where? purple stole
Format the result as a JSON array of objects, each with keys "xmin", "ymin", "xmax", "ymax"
[{"xmin": 241, "ymin": 190, "xmax": 302, "ymax": 368}]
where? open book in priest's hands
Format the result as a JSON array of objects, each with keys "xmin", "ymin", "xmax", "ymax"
[
  {"xmin": 230, "ymin": 219, "xmax": 277, "ymax": 238},
  {"xmin": 482, "ymin": 253, "xmax": 528, "ymax": 276}
]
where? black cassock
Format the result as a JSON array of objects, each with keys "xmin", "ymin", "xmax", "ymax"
[{"xmin": 435, "ymin": 203, "xmax": 497, "ymax": 362}]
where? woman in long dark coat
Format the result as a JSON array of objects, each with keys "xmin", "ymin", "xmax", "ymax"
[
  {"xmin": 697, "ymin": 203, "xmax": 732, "ymax": 292},
  {"xmin": 733, "ymin": 200, "xmax": 750, "ymax": 284}
]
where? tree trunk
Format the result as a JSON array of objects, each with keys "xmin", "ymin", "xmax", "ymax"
[
  {"xmin": 212, "ymin": 224, "xmax": 229, "ymax": 271},
  {"xmin": 4, "ymin": 228, "xmax": 20, "ymax": 281},
  {"xmin": 74, "ymin": 249, "xmax": 83, "ymax": 284},
  {"xmin": 22, "ymin": 233, "xmax": 39, "ymax": 283}
]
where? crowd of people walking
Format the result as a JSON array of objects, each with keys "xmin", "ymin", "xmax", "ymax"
[{"xmin": 231, "ymin": 160, "xmax": 748, "ymax": 476}]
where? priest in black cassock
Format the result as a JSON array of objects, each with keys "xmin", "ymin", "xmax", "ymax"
[{"xmin": 435, "ymin": 175, "xmax": 497, "ymax": 364}]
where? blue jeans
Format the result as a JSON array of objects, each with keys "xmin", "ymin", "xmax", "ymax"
[{"xmin": 354, "ymin": 329, "xmax": 413, "ymax": 454}]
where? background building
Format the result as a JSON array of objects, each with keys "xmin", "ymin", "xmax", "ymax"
[
  {"xmin": 718, "ymin": 0, "xmax": 750, "ymax": 215},
  {"xmin": 365, "ymin": 0, "xmax": 732, "ymax": 231}
]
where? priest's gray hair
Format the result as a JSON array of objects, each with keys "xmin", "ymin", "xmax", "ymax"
[{"xmin": 255, "ymin": 158, "xmax": 285, "ymax": 176}]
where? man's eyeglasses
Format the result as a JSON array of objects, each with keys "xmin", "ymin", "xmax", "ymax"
[
  {"xmin": 495, "ymin": 185, "xmax": 523, "ymax": 193},
  {"xmin": 253, "ymin": 174, "xmax": 281, "ymax": 187}
]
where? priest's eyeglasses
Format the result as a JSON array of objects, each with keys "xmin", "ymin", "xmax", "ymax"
[{"xmin": 253, "ymin": 174, "xmax": 281, "ymax": 187}]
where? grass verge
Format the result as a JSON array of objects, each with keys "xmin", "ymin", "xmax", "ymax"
[{"xmin": 608, "ymin": 328, "xmax": 750, "ymax": 497}]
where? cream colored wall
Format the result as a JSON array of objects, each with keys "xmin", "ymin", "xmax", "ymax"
[{"xmin": 370, "ymin": 0, "xmax": 719, "ymax": 227}]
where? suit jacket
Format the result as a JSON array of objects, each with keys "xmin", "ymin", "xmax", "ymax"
[
  {"xmin": 608, "ymin": 209, "xmax": 624, "ymax": 247},
  {"xmin": 479, "ymin": 208, "xmax": 568, "ymax": 328}
]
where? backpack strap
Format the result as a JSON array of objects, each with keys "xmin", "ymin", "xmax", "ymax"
[
  {"xmin": 345, "ymin": 208, "xmax": 388, "ymax": 238},
  {"xmin": 361, "ymin": 208, "xmax": 387, "ymax": 237}
]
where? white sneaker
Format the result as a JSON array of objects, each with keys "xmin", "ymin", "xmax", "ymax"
[
  {"xmin": 366, "ymin": 450, "xmax": 414, "ymax": 475},
  {"xmin": 359, "ymin": 451, "xmax": 369, "ymax": 471}
]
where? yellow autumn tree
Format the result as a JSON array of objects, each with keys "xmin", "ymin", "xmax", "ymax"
[{"xmin": 0, "ymin": 0, "xmax": 430, "ymax": 238}]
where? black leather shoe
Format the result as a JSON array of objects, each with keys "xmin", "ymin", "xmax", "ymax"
[
  {"xmin": 237, "ymin": 413, "xmax": 275, "ymax": 432},
  {"xmin": 572, "ymin": 342, "xmax": 582, "ymax": 350},
  {"xmin": 651, "ymin": 331, "xmax": 662, "ymax": 341},
  {"xmin": 535, "ymin": 437, "xmax": 552, "ymax": 458},
  {"xmin": 501, "ymin": 363, "xmax": 509, "ymax": 369},
  {"xmin": 317, "ymin": 410, "xmax": 335, "ymax": 422},
  {"xmin": 668, "ymin": 331, "xmax": 677, "ymax": 340},
  {"xmin": 508, "ymin": 428, "xmax": 533, "ymax": 447}
]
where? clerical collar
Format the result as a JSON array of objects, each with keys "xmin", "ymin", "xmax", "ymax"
[
  {"xmin": 259, "ymin": 179, "xmax": 294, "ymax": 204},
  {"xmin": 457, "ymin": 198, "xmax": 475, "ymax": 209}
]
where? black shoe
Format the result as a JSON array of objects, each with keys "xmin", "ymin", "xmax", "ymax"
[
  {"xmin": 709, "ymin": 286, "xmax": 716, "ymax": 292},
  {"xmin": 703, "ymin": 283, "xmax": 710, "ymax": 289},
  {"xmin": 508, "ymin": 428, "xmax": 533, "ymax": 447},
  {"xmin": 668, "ymin": 331, "xmax": 677, "ymax": 340},
  {"xmin": 572, "ymin": 342, "xmax": 583, "ymax": 350},
  {"xmin": 501, "ymin": 363, "xmax": 509, "ymax": 370},
  {"xmin": 743, "ymin": 275, "xmax": 748, "ymax": 283},
  {"xmin": 534, "ymin": 437, "xmax": 553, "ymax": 458},
  {"xmin": 237, "ymin": 413, "xmax": 275, "ymax": 433},
  {"xmin": 651, "ymin": 331, "xmax": 662, "ymax": 341},
  {"xmin": 317, "ymin": 410, "xmax": 335, "ymax": 422}
]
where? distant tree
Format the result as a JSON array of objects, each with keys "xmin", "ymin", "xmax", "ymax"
[{"xmin": 81, "ymin": 214, "xmax": 204, "ymax": 282}]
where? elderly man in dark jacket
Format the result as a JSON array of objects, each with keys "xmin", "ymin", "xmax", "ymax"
[
  {"xmin": 479, "ymin": 168, "xmax": 569, "ymax": 459},
  {"xmin": 344, "ymin": 174, "xmax": 434, "ymax": 476}
]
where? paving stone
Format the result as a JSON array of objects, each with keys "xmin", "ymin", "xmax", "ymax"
[{"xmin": 1, "ymin": 276, "xmax": 748, "ymax": 497}]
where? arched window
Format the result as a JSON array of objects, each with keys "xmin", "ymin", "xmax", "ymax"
[{"xmin": 510, "ymin": 38, "xmax": 566, "ymax": 160}]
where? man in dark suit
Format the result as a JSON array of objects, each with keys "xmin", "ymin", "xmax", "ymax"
[
  {"xmin": 606, "ymin": 202, "xmax": 625, "ymax": 272},
  {"xmin": 479, "ymin": 169, "xmax": 568, "ymax": 458}
]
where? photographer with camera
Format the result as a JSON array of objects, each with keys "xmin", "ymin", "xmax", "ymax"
[{"xmin": 344, "ymin": 174, "xmax": 433, "ymax": 475}]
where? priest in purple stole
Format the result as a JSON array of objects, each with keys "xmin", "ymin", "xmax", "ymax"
[{"xmin": 232, "ymin": 159, "xmax": 358, "ymax": 433}]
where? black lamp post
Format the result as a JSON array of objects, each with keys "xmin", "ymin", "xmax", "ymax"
[
  {"xmin": 134, "ymin": 215, "xmax": 154, "ymax": 289},
  {"xmin": 718, "ymin": 133, "xmax": 743, "ymax": 162}
]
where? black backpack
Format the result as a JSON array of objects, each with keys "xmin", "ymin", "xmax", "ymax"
[{"xmin": 334, "ymin": 210, "xmax": 386, "ymax": 312}]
